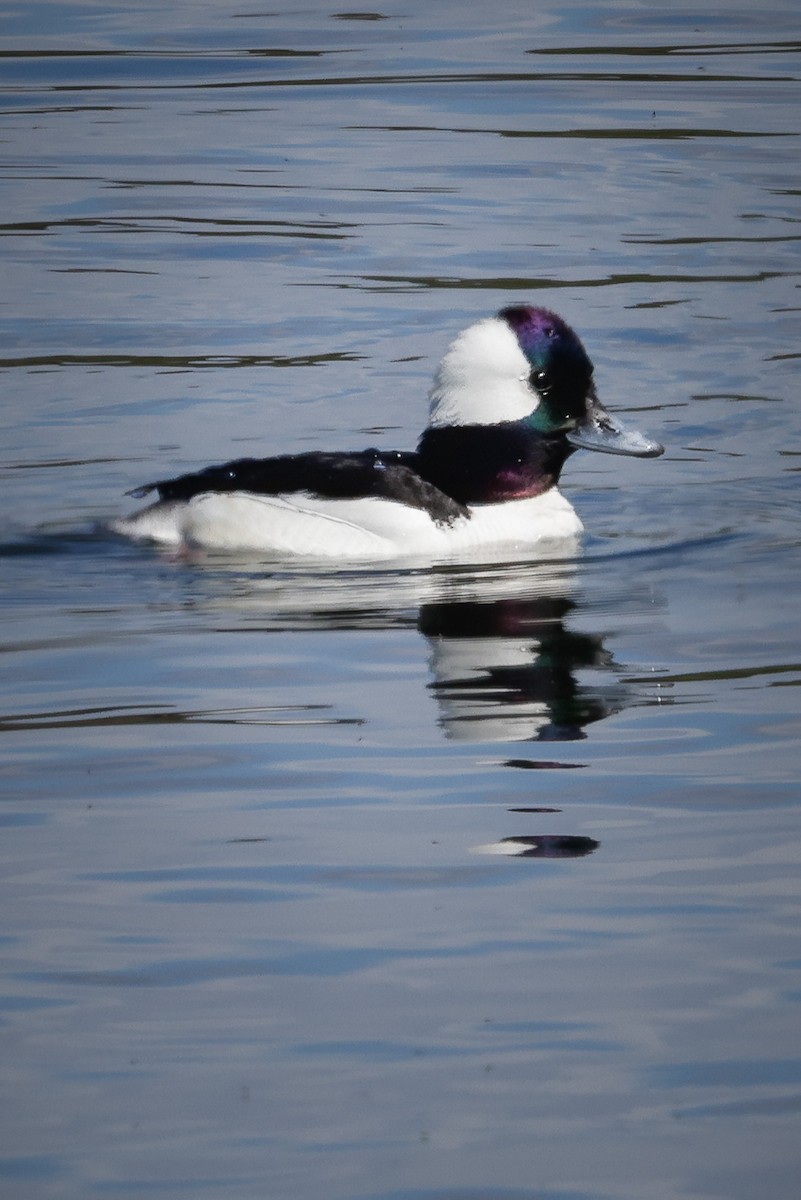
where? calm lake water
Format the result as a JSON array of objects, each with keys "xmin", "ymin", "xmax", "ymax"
[{"xmin": 2, "ymin": 2, "xmax": 801, "ymax": 1198}]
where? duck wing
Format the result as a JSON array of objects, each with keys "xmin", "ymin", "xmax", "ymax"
[{"xmin": 128, "ymin": 449, "xmax": 468, "ymax": 526}]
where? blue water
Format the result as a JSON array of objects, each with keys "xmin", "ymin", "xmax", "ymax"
[{"xmin": 2, "ymin": 3, "xmax": 801, "ymax": 1198}]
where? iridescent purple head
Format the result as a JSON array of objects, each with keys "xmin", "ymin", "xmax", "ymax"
[
  {"xmin": 427, "ymin": 304, "xmax": 663, "ymax": 457},
  {"xmin": 498, "ymin": 304, "xmax": 663, "ymax": 456},
  {"xmin": 499, "ymin": 304, "xmax": 594, "ymax": 412}
]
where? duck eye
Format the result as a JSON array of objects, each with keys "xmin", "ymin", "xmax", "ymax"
[{"xmin": 531, "ymin": 368, "xmax": 551, "ymax": 392}]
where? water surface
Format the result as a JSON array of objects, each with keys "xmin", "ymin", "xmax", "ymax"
[{"xmin": 2, "ymin": 3, "xmax": 801, "ymax": 1198}]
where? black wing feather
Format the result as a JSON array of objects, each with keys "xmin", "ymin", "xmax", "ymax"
[{"xmin": 129, "ymin": 449, "xmax": 468, "ymax": 526}]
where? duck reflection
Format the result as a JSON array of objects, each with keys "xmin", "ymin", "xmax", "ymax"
[
  {"xmin": 142, "ymin": 553, "xmax": 636, "ymax": 863},
  {"xmin": 473, "ymin": 835, "xmax": 600, "ymax": 859},
  {"xmin": 419, "ymin": 593, "xmax": 628, "ymax": 742},
  {"xmin": 172, "ymin": 551, "xmax": 637, "ymax": 746}
]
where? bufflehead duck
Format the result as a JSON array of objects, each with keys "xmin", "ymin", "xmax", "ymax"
[{"xmin": 112, "ymin": 305, "xmax": 663, "ymax": 559}]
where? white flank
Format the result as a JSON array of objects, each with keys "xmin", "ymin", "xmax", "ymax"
[
  {"xmin": 111, "ymin": 489, "xmax": 582, "ymax": 561},
  {"xmin": 427, "ymin": 317, "xmax": 539, "ymax": 427}
]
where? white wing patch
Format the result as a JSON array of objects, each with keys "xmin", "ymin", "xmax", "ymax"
[{"xmin": 427, "ymin": 317, "xmax": 540, "ymax": 428}]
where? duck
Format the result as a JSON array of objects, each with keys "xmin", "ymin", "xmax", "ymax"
[{"xmin": 111, "ymin": 304, "xmax": 663, "ymax": 559}]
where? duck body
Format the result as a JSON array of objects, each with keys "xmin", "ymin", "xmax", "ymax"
[{"xmin": 112, "ymin": 305, "xmax": 663, "ymax": 559}]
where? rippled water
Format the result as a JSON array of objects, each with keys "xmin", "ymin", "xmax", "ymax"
[{"xmin": 2, "ymin": 3, "xmax": 801, "ymax": 1198}]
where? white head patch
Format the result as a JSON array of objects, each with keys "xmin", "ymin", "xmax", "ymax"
[{"xmin": 427, "ymin": 317, "xmax": 539, "ymax": 428}]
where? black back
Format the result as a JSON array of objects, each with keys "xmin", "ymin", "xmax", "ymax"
[{"xmin": 130, "ymin": 448, "xmax": 469, "ymax": 526}]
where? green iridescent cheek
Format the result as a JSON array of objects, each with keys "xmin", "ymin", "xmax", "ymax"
[{"xmin": 525, "ymin": 402, "xmax": 574, "ymax": 435}]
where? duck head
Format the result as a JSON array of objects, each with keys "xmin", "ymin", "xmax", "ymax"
[{"xmin": 427, "ymin": 304, "xmax": 664, "ymax": 459}]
